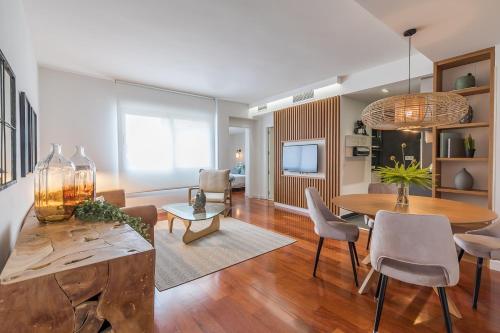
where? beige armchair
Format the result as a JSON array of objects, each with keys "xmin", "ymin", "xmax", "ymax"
[
  {"xmin": 188, "ymin": 169, "xmax": 232, "ymax": 216},
  {"xmin": 97, "ymin": 189, "xmax": 158, "ymax": 245},
  {"xmin": 371, "ymin": 211, "xmax": 459, "ymax": 333}
]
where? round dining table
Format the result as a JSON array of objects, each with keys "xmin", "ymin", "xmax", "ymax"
[{"xmin": 332, "ymin": 193, "xmax": 497, "ymax": 319}]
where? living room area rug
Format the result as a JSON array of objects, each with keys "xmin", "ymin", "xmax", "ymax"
[{"xmin": 154, "ymin": 217, "xmax": 296, "ymax": 291}]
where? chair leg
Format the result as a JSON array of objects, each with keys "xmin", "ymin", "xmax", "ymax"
[
  {"xmin": 473, "ymin": 257, "xmax": 483, "ymax": 309},
  {"xmin": 375, "ymin": 273, "xmax": 382, "ymax": 300},
  {"xmin": 313, "ymin": 237, "xmax": 324, "ymax": 277},
  {"xmin": 352, "ymin": 242, "xmax": 360, "ymax": 266},
  {"xmin": 348, "ymin": 242, "xmax": 359, "ymax": 287},
  {"xmin": 458, "ymin": 249, "xmax": 465, "ymax": 263},
  {"xmin": 373, "ymin": 274, "xmax": 388, "ymax": 333},
  {"xmin": 366, "ymin": 227, "xmax": 373, "ymax": 250},
  {"xmin": 437, "ymin": 287, "xmax": 453, "ymax": 333}
]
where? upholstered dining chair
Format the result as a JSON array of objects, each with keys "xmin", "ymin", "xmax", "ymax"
[
  {"xmin": 188, "ymin": 169, "xmax": 232, "ymax": 216},
  {"xmin": 454, "ymin": 221, "xmax": 500, "ymax": 309},
  {"xmin": 364, "ymin": 183, "xmax": 398, "ymax": 249},
  {"xmin": 371, "ymin": 211, "xmax": 459, "ymax": 333},
  {"xmin": 305, "ymin": 187, "xmax": 360, "ymax": 286}
]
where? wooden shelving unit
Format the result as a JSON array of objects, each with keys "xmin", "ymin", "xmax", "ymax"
[
  {"xmin": 435, "ymin": 187, "xmax": 488, "ymax": 197},
  {"xmin": 451, "ymin": 85, "xmax": 490, "ymax": 96},
  {"xmin": 436, "ymin": 122, "xmax": 489, "ymax": 130},
  {"xmin": 436, "ymin": 157, "xmax": 488, "ymax": 162},
  {"xmin": 432, "ymin": 47, "xmax": 494, "ymax": 208}
]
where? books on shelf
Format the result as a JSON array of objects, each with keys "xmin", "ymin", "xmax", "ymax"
[{"xmin": 448, "ymin": 138, "xmax": 465, "ymax": 158}]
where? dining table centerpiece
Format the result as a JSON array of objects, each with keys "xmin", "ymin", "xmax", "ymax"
[{"xmin": 376, "ymin": 143, "xmax": 432, "ymax": 205}]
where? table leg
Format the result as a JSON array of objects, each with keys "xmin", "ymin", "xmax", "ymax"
[
  {"xmin": 167, "ymin": 213, "xmax": 175, "ymax": 233},
  {"xmin": 358, "ymin": 267, "xmax": 377, "ymax": 294},
  {"xmin": 182, "ymin": 214, "xmax": 221, "ymax": 244},
  {"xmin": 433, "ymin": 287, "xmax": 462, "ymax": 319}
]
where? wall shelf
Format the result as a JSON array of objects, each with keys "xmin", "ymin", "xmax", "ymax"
[
  {"xmin": 436, "ymin": 157, "xmax": 488, "ymax": 162},
  {"xmin": 435, "ymin": 187, "xmax": 488, "ymax": 197},
  {"xmin": 451, "ymin": 85, "xmax": 490, "ymax": 96},
  {"xmin": 436, "ymin": 122, "xmax": 489, "ymax": 130}
]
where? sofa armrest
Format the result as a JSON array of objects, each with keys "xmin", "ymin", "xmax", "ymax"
[
  {"xmin": 97, "ymin": 189, "xmax": 126, "ymax": 208},
  {"xmin": 121, "ymin": 205, "xmax": 158, "ymax": 245}
]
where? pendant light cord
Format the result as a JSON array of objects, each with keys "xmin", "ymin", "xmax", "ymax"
[{"xmin": 408, "ymin": 34, "xmax": 411, "ymax": 94}]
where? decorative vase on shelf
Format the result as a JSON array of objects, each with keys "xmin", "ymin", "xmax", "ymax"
[
  {"xmin": 70, "ymin": 145, "xmax": 96, "ymax": 204},
  {"xmin": 34, "ymin": 144, "xmax": 76, "ymax": 223},
  {"xmin": 459, "ymin": 106, "xmax": 474, "ymax": 124},
  {"xmin": 454, "ymin": 168, "xmax": 473, "ymax": 190},
  {"xmin": 396, "ymin": 183, "xmax": 410, "ymax": 206},
  {"xmin": 454, "ymin": 73, "xmax": 476, "ymax": 90}
]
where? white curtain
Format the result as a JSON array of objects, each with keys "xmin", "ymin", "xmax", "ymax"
[{"xmin": 116, "ymin": 83, "xmax": 216, "ymax": 193}]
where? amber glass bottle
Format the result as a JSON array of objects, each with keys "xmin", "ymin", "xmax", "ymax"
[
  {"xmin": 34, "ymin": 144, "xmax": 76, "ymax": 222},
  {"xmin": 70, "ymin": 145, "xmax": 96, "ymax": 204}
]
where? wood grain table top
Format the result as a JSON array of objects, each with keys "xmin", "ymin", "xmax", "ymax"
[
  {"xmin": 0, "ymin": 207, "xmax": 154, "ymax": 285},
  {"xmin": 332, "ymin": 194, "xmax": 497, "ymax": 224}
]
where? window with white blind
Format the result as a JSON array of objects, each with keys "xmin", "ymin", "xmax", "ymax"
[{"xmin": 117, "ymin": 83, "xmax": 215, "ymax": 193}]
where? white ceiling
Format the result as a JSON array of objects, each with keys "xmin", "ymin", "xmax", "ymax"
[
  {"xmin": 345, "ymin": 78, "xmax": 421, "ymax": 104},
  {"xmin": 355, "ymin": 0, "xmax": 500, "ymax": 61},
  {"xmin": 23, "ymin": 0, "xmax": 410, "ymax": 104}
]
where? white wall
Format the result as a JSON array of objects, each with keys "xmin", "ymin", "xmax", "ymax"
[
  {"xmin": 39, "ymin": 68, "xmax": 119, "ymax": 191},
  {"xmin": 250, "ymin": 112, "xmax": 273, "ymax": 199},
  {"xmin": 0, "ymin": 0, "xmax": 39, "ymax": 268},
  {"xmin": 216, "ymin": 100, "xmax": 251, "ymax": 170},
  {"xmin": 339, "ymin": 97, "xmax": 371, "ymax": 197}
]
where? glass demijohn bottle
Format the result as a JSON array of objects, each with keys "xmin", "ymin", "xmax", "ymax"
[
  {"xmin": 70, "ymin": 145, "xmax": 96, "ymax": 204},
  {"xmin": 34, "ymin": 143, "xmax": 76, "ymax": 222}
]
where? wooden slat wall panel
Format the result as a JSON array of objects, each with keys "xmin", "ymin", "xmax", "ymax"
[{"xmin": 273, "ymin": 97, "xmax": 340, "ymax": 213}]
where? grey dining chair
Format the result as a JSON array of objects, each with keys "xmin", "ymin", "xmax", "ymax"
[
  {"xmin": 454, "ymin": 221, "xmax": 500, "ymax": 309},
  {"xmin": 305, "ymin": 187, "xmax": 360, "ymax": 286},
  {"xmin": 371, "ymin": 211, "xmax": 459, "ymax": 333},
  {"xmin": 365, "ymin": 183, "xmax": 398, "ymax": 249}
]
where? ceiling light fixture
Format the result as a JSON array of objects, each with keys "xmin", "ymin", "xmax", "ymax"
[
  {"xmin": 381, "ymin": 88, "xmax": 389, "ymax": 93},
  {"xmin": 361, "ymin": 28, "xmax": 468, "ymax": 130}
]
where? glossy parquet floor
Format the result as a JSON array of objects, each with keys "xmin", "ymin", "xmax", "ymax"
[{"xmin": 155, "ymin": 192, "xmax": 500, "ymax": 333}]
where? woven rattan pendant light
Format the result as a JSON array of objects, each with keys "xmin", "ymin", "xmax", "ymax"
[{"xmin": 361, "ymin": 29, "xmax": 469, "ymax": 130}]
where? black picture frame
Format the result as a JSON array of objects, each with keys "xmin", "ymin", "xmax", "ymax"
[
  {"xmin": 0, "ymin": 49, "xmax": 16, "ymax": 191},
  {"xmin": 19, "ymin": 92, "xmax": 38, "ymax": 177}
]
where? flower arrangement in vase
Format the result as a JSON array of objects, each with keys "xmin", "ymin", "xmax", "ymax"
[{"xmin": 376, "ymin": 143, "xmax": 432, "ymax": 205}]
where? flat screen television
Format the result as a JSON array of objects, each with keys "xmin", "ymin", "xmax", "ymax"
[{"xmin": 282, "ymin": 144, "xmax": 318, "ymax": 173}]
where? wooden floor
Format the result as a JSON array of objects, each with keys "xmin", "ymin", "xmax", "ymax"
[{"xmin": 155, "ymin": 192, "xmax": 500, "ymax": 332}]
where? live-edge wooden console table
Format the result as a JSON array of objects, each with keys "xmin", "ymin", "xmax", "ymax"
[{"xmin": 0, "ymin": 207, "xmax": 155, "ymax": 333}]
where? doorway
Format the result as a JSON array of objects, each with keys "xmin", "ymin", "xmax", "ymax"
[
  {"xmin": 267, "ymin": 127, "xmax": 275, "ymax": 200},
  {"xmin": 229, "ymin": 127, "xmax": 248, "ymax": 195}
]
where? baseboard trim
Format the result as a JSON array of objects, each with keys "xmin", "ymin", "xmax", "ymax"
[
  {"xmin": 274, "ymin": 202, "xmax": 309, "ymax": 216},
  {"xmin": 489, "ymin": 260, "xmax": 500, "ymax": 271}
]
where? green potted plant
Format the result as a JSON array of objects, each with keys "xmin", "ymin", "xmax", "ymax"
[
  {"xmin": 464, "ymin": 134, "xmax": 476, "ymax": 158},
  {"xmin": 376, "ymin": 143, "xmax": 432, "ymax": 205}
]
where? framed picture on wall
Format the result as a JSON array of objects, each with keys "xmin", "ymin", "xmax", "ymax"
[
  {"xmin": 19, "ymin": 92, "xmax": 38, "ymax": 177},
  {"xmin": 0, "ymin": 49, "xmax": 17, "ymax": 190}
]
